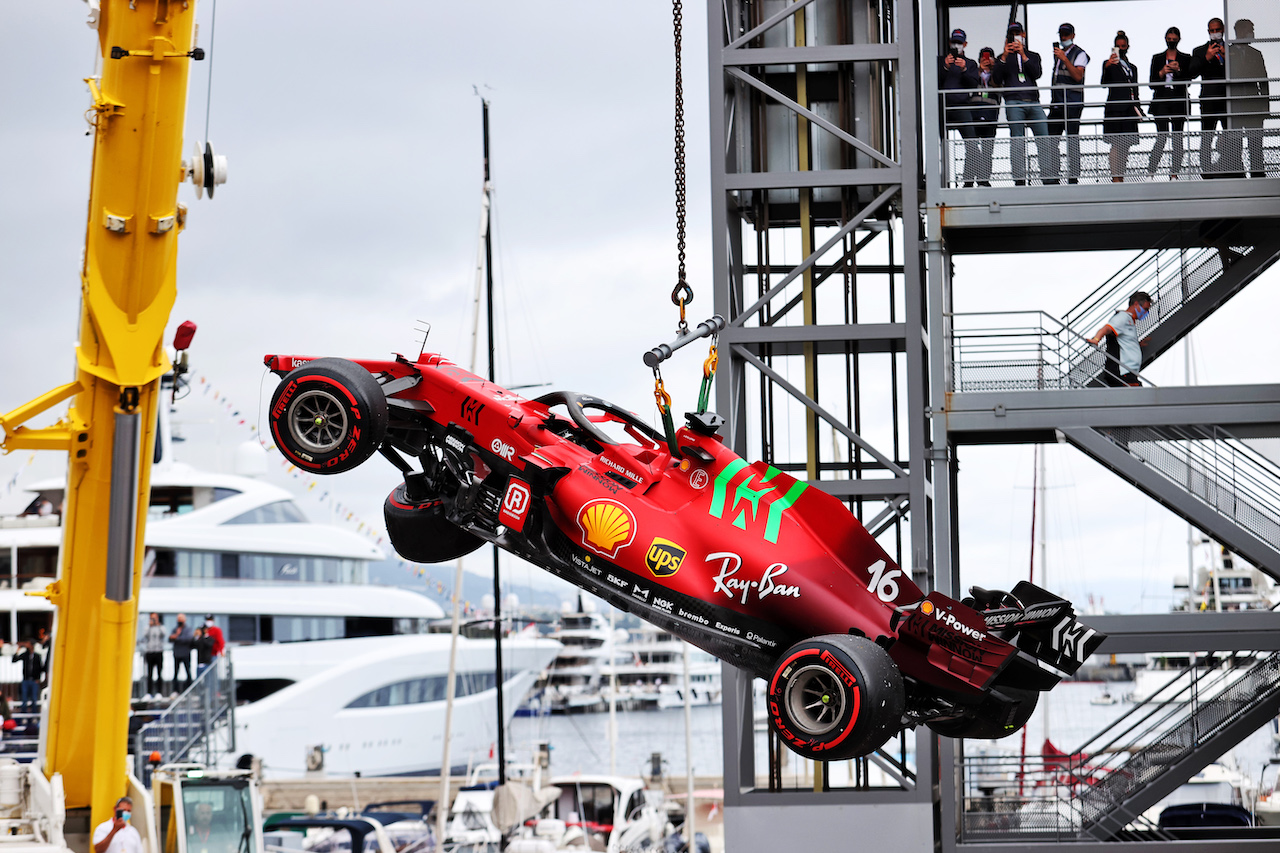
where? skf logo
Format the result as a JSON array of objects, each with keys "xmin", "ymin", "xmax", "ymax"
[
  {"xmin": 708, "ymin": 460, "xmax": 808, "ymax": 544},
  {"xmin": 498, "ymin": 478, "xmax": 531, "ymax": 533},
  {"xmin": 577, "ymin": 499, "xmax": 636, "ymax": 559},
  {"xmin": 461, "ymin": 396, "xmax": 485, "ymax": 425},
  {"xmin": 490, "ymin": 438, "xmax": 516, "ymax": 461},
  {"xmin": 645, "ymin": 538, "xmax": 686, "ymax": 578}
]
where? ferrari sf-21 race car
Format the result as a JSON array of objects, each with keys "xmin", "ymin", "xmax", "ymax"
[{"xmin": 263, "ymin": 352, "xmax": 1105, "ymax": 760}]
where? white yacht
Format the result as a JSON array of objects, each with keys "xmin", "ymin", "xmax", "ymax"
[
  {"xmin": 611, "ymin": 624, "xmax": 721, "ymax": 710},
  {"xmin": 0, "ymin": 373, "xmax": 560, "ymax": 776},
  {"xmin": 541, "ymin": 598, "xmax": 621, "ymax": 714}
]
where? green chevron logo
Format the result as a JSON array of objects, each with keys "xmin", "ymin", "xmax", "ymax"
[{"xmin": 707, "ymin": 459, "xmax": 807, "ymax": 544}]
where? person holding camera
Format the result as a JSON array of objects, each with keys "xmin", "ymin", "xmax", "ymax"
[
  {"xmin": 1102, "ymin": 31, "xmax": 1143, "ymax": 182},
  {"xmin": 966, "ymin": 48, "xmax": 1002, "ymax": 186},
  {"xmin": 939, "ymin": 29, "xmax": 982, "ymax": 186},
  {"xmin": 93, "ymin": 797, "xmax": 143, "ymax": 853},
  {"xmin": 1148, "ymin": 27, "xmax": 1193, "ymax": 179},
  {"xmin": 994, "ymin": 22, "xmax": 1052, "ymax": 185},
  {"xmin": 1047, "ymin": 23, "xmax": 1090, "ymax": 183},
  {"xmin": 1191, "ymin": 18, "xmax": 1229, "ymax": 177},
  {"xmin": 10, "ymin": 641, "xmax": 41, "ymax": 713}
]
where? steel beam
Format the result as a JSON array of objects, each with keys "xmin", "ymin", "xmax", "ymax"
[
  {"xmin": 1088, "ymin": 612, "xmax": 1280, "ymax": 654},
  {"xmin": 945, "ymin": 384, "xmax": 1280, "ymax": 440}
]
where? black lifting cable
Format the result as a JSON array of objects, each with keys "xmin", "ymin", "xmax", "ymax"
[
  {"xmin": 203, "ymin": 0, "xmax": 219, "ymax": 143},
  {"xmin": 671, "ymin": 0, "xmax": 693, "ymax": 336}
]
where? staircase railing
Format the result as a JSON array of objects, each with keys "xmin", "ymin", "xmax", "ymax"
[
  {"xmin": 132, "ymin": 653, "xmax": 235, "ymax": 781},
  {"xmin": 950, "ymin": 232, "xmax": 1262, "ymax": 392},
  {"xmin": 1103, "ymin": 424, "xmax": 1280, "ymax": 557},
  {"xmin": 956, "ymin": 650, "xmax": 1280, "ymax": 842}
]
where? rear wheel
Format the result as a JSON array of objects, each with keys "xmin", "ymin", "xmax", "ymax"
[
  {"xmin": 927, "ymin": 687, "xmax": 1039, "ymax": 740},
  {"xmin": 269, "ymin": 358, "xmax": 388, "ymax": 474},
  {"xmin": 384, "ymin": 483, "xmax": 483, "ymax": 563},
  {"xmin": 767, "ymin": 635, "xmax": 904, "ymax": 761}
]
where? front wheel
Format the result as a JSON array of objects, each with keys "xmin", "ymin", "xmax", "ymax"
[
  {"xmin": 767, "ymin": 634, "xmax": 904, "ymax": 761},
  {"xmin": 269, "ymin": 358, "xmax": 388, "ymax": 474}
]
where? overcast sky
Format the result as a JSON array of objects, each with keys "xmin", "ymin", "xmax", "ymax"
[{"xmin": 0, "ymin": 1, "xmax": 1275, "ymax": 615}]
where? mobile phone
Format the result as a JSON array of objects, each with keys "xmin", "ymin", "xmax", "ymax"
[
  {"xmin": 1053, "ymin": 42, "xmax": 1060, "ymax": 49},
  {"xmin": 115, "ymin": 810, "xmax": 124, "ymax": 820}
]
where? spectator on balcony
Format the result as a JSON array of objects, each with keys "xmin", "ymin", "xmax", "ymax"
[
  {"xmin": 169, "ymin": 613, "xmax": 193, "ymax": 692},
  {"xmin": 1191, "ymin": 18, "xmax": 1228, "ymax": 177},
  {"xmin": 1086, "ymin": 291, "xmax": 1152, "ymax": 387},
  {"xmin": 1148, "ymin": 27, "xmax": 1192, "ymax": 179},
  {"xmin": 194, "ymin": 628, "xmax": 213, "ymax": 678},
  {"xmin": 1226, "ymin": 19, "xmax": 1270, "ymax": 179},
  {"xmin": 141, "ymin": 613, "xmax": 166, "ymax": 698},
  {"xmin": 939, "ymin": 29, "xmax": 981, "ymax": 187},
  {"xmin": 11, "ymin": 641, "xmax": 41, "ymax": 713},
  {"xmin": 1102, "ymin": 32, "xmax": 1143, "ymax": 182},
  {"xmin": 995, "ymin": 22, "xmax": 1052, "ymax": 185},
  {"xmin": 203, "ymin": 614, "xmax": 225, "ymax": 658},
  {"xmin": 1047, "ymin": 23, "xmax": 1089, "ymax": 184},
  {"xmin": 966, "ymin": 48, "xmax": 1002, "ymax": 186}
]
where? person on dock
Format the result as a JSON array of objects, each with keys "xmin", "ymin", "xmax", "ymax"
[
  {"xmin": 11, "ymin": 640, "xmax": 42, "ymax": 712},
  {"xmin": 93, "ymin": 797, "xmax": 142, "ymax": 853},
  {"xmin": 142, "ymin": 613, "xmax": 166, "ymax": 698},
  {"xmin": 170, "ymin": 613, "xmax": 194, "ymax": 692},
  {"xmin": 1086, "ymin": 291, "xmax": 1153, "ymax": 386}
]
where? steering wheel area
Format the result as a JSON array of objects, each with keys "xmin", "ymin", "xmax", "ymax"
[{"xmin": 534, "ymin": 391, "xmax": 665, "ymax": 451}]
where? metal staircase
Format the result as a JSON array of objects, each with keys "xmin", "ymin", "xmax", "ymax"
[
  {"xmin": 956, "ymin": 650, "xmax": 1280, "ymax": 842},
  {"xmin": 1060, "ymin": 424, "xmax": 1280, "ymax": 580},
  {"xmin": 132, "ymin": 654, "xmax": 236, "ymax": 781},
  {"xmin": 952, "ymin": 231, "xmax": 1280, "ymax": 393},
  {"xmin": 1073, "ymin": 650, "xmax": 1280, "ymax": 840}
]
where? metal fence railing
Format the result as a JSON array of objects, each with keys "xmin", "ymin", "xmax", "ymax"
[
  {"xmin": 133, "ymin": 653, "xmax": 236, "ymax": 781},
  {"xmin": 1104, "ymin": 424, "xmax": 1280, "ymax": 554},
  {"xmin": 957, "ymin": 650, "xmax": 1280, "ymax": 842},
  {"xmin": 940, "ymin": 81, "xmax": 1278, "ymax": 186}
]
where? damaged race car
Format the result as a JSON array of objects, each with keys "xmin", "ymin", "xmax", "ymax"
[{"xmin": 263, "ymin": 352, "xmax": 1106, "ymax": 760}]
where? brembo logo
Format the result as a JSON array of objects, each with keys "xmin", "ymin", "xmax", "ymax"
[{"xmin": 934, "ymin": 607, "xmax": 986, "ymax": 643}]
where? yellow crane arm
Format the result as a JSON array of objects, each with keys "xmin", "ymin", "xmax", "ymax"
[{"xmin": 1, "ymin": 0, "xmax": 201, "ymax": 830}]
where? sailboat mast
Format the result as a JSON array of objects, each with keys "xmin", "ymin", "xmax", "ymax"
[{"xmin": 482, "ymin": 98, "xmax": 509, "ymax": 786}]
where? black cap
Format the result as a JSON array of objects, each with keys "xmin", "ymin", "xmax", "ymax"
[
  {"xmin": 979, "ymin": 47, "xmax": 996, "ymax": 59},
  {"xmin": 1059, "ymin": 23, "xmax": 1075, "ymax": 36},
  {"xmin": 1007, "ymin": 21, "xmax": 1024, "ymax": 34}
]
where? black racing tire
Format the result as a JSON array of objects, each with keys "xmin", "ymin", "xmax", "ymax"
[
  {"xmin": 384, "ymin": 483, "xmax": 484, "ymax": 563},
  {"xmin": 766, "ymin": 634, "xmax": 905, "ymax": 761},
  {"xmin": 927, "ymin": 687, "xmax": 1039, "ymax": 740},
  {"xmin": 269, "ymin": 358, "xmax": 388, "ymax": 474}
]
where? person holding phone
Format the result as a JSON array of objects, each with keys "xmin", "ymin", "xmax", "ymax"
[
  {"xmin": 994, "ymin": 22, "xmax": 1053, "ymax": 185},
  {"xmin": 1047, "ymin": 23, "xmax": 1090, "ymax": 183},
  {"xmin": 1191, "ymin": 18, "xmax": 1229, "ymax": 177},
  {"xmin": 1102, "ymin": 31, "xmax": 1142, "ymax": 181},
  {"xmin": 1148, "ymin": 27, "xmax": 1193, "ymax": 179},
  {"xmin": 939, "ymin": 28, "xmax": 982, "ymax": 185},
  {"xmin": 93, "ymin": 797, "xmax": 143, "ymax": 853}
]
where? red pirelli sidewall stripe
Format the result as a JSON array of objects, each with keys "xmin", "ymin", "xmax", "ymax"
[{"xmin": 767, "ymin": 646, "xmax": 861, "ymax": 751}]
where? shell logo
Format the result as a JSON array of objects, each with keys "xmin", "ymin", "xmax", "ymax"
[{"xmin": 577, "ymin": 499, "xmax": 636, "ymax": 559}]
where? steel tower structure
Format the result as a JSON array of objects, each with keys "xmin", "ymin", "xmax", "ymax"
[{"xmin": 708, "ymin": 0, "xmax": 1280, "ymax": 849}]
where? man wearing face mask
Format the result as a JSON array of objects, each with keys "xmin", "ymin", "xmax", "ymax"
[
  {"xmin": 1148, "ymin": 27, "xmax": 1193, "ymax": 179},
  {"xmin": 966, "ymin": 47, "xmax": 1002, "ymax": 186},
  {"xmin": 1047, "ymin": 23, "xmax": 1089, "ymax": 184},
  {"xmin": 994, "ymin": 22, "xmax": 1052, "ymax": 185},
  {"xmin": 93, "ymin": 797, "xmax": 143, "ymax": 853},
  {"xmin": 1191, "ymin": 18, "xmax": 1229, "ymax": 177},
  {"xmin": 1086, "ymin": 292, "xmax": 1153, "ymax": 387},
  {"xmin": 939, "ymin": 29, "xmax": 981, "ymax": 186}
]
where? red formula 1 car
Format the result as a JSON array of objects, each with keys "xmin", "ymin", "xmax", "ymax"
[{"xmin": 263, "ymin": 352, "xmax": 1105, "ymax": 760}]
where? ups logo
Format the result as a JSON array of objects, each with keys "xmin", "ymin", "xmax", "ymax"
[{"xmin": 645, "ymin": 538, "xmax": 686, "ymax": 578}]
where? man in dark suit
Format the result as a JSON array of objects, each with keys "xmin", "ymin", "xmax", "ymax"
[
  {"xmin": 1228, "ymin": 19, "xmax": 1270, "ymax": 178},
  {"xmin": 1190, "ymin": 18, "xmax": 1228, "ymax": 177}
]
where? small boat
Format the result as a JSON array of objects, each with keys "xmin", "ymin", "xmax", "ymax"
[{"xmin": 1090, "ymin": 692, "xmax": 1118, "ymax": 706}]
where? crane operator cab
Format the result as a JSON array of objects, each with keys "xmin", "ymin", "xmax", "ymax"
[{"xmin": 151, "ymin": 766, "xmax": 263, "ymax": 853}]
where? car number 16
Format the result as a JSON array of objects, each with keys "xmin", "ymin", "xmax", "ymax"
[{"xmin": 866, "ymin": 559, "xmax": 902, "ymax": 603}]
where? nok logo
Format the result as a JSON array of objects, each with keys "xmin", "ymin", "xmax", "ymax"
[
  {"xmin": 707, "ymin": 460, "xmax": 808, "ymax": 544},
  {"xmin": 577, "ymin": 499, "xmax": 636, "ymax": 559},
  {"xmin": 645, "ymin": 538, "xmax": 686, "ymax": 577}
]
